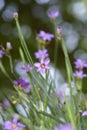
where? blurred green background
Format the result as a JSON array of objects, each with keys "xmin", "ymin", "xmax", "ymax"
[{"xmin": 0, "ymin": 0, "xmax": 87, "ymax": 92}]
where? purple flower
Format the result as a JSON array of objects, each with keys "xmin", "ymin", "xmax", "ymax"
[
  {"xmin": 48, "ymin": 10, "xmax": 59, "ymax": 19},
  {"xmin": 22, "ymin": 64, "xmax": 32, "ymax": 72},
  {"xmin": 34, "ymin": 58, "xmax": 50, "ymax": 73},
  {"xmin": 13, "ymin": 12, "xmax": 18, "ymax": 19},
  {"xmin": 3, "ymin": 99, "xmax": 11, "ymax": 108},
  {"xmin": 74, "ymin": 59, "xmax": 87, "ymax": 69},
  {"xmin": 14, "ymin": 78, "xmax": 31, "ymax": 93},
  {"xmin": 37, "ymin": 30, "xmax": 54, "ymax": 41},
  {"xmin": 56, "ymin": 89, "xmax": 64, "ymax": 99},
  {"xmin": 53, "ymin": 124, "xmax": 74, "ymax": 130},
  {"xmin": 57, "ymin": 26, "xmax": 63, "ymax": 40},
  {"xmin": 6, "ymin": 42, "xmax": 12, "ymax": 50},
  {"xmin": 0, "ymin": 50, "xmax": 5, "ymax": 58},
  {"xmin": 82, "ymin": 110, "xmax": 87, "ymax": 116},
  {"xmin": 34, "ymin": 49, "xmax": 48, "ymax": 59},
  {"xmin": 73, "ymin": 70, "xmax": 87, "ymax": 79},
  {"xmin": 57, "ymin": 26, "xmax": 62, "ymax": 34},
  {"xmin": 4, "ymin": 117, "xmax": 25, "ymax": 130}
]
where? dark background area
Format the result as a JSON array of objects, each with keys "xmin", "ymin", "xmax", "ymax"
[{"xmin": 0, "ymin": 0, "xmax": 87, "ymax": 92}]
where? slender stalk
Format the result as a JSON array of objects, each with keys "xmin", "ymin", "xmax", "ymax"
[
  {"xmin": 61, "ymin": 38, "xmax": 73, "ymax": 102},
  {"xmin": 52, "ymin": 20, "xmax": 59, "ymax": 85},
  {"xmin": 19, "ymin": 47, "xmax": 26, "ymax": 64},
  {"xmin": 0, "ymin": 61, "xmax": 12, "ymax": 82},
  {"xmin": 28, "ymin": 73, "xmax": 41, "ymax": 102},
  {"xmin": 64, "ymin": 94, "xmax": 76, "ymax": 130},
  {"xmin": 15, "ymin": 19, "xmax": 33, "ymax": 65},
  {"xmin": 61, "ymin": 38, "xmax": 74, "ymax": 97},
  {"xmin": 53, "ymin": 21, "xmax": 58, "ymax": 68},
  {"xmin": 76, "ymin": 79, "xmax": 83, "ymax": 130},
  {"xmin": 15, "ymin": 19, "xmax": 49, "ymax": 97},
  {"xmin": 61, "ymin": 38, "xmax": 76, "ymax": 127},
  {"xmin": 61, "ymin": 39, "xmax": 74, "ymax": 82},
  {"xmin": 8, "ymin": 55, "xmax": 13, "ymax": 74},
  {"xmin": 44, "ymin": 70, "xmax": 49, "ymax": 110}
]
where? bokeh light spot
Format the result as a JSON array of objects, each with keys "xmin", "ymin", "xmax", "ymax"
[
  {"xmin": 2, "ymin": 3, "xmax": 18, "ymax": 22},
  {"xmin": 35, "ymin": 0, "xmax": 50, "ymax": 4},
  {"xmin": 0, "ymin": 0, "xmax": 5, "ymax": 11}
]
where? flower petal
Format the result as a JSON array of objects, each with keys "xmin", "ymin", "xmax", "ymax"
[
  {"xmin": 13, "ymin": 118, "xmax": 17, "ymax": 124},
  {"xmin": 82, "ymin": 110, "xmax": 87, "ymax": 116},
  {"xmin": 24, "ymin": 85, "xmax": 30, "ymax": 93},
  {"xmin": 44, "ymin": 58, "xmax": 50, "ymax": 65},
  {"xmin": 4, "ymin": 121, "xmax": 12, "ymax": 129},
  {"xmin": 34, "ymin": 62, "xmax": 40, "ymax": 67},
  {"xmin": 17, "ymin": 122, "xmax": 25, "ymax": 128}
]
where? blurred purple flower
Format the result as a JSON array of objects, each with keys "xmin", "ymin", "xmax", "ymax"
[
  {"xmin": 57, "ymin": 26, "xmax": 63, "ymax": 40},
  {"xmin": 48, "ymin": 10, "xmax": 59, "ymax": 19},
  {"xmin": 57, "ymin": 26, "xmax": 62, "ymax": 34},
  {"xmin": 6, "ymin": 42, "xmax": 12, "ymax": 50},
  {"xmin": 4, "ymin": 117, "xmax": 25, "ymax": 130},
  {"xmin": 73, "ymin": 70, "xmax": 87, "ymax": 79},
  {"xmin": 14, "ymin": 78, "xmax": 31, "ymax": 93},
  {"xmin": 74, "ymin": 59, "xmax": 87, "ymax": 69},
  {"xmin": 0, "ymin": 50, "xmax": 5, "ymax": 58},
  {"xmin": 82, "ymin": 110, "xmax": 87, "ymax": 116},
  {"xmin": 56, "ymin": 89, "xmax": 64, "ymax": 99},
  {"xmin": 34, "ymin": 58, "xmax": 50, "ymax": 73},
  {"xmin": 37, "ymin": 30, "xmax": 54, "ymax": 41},
  {"xmin": 53, "ymin": 124, "xmax": 74, "ymax": 130},
  {"xmin": 34, "ymin": 49, "xmax": 48, "ymax": 59},
  {"xmin": 22, "ymin": 64, "xmax": 32, "ymax": 72},
  {"xmin": 3, "ymin": 99, "xmax": 10, "ymax": 108},
  {"xmin": 13, "ymin": 12, "xmax": 18, "ymax": 19}
]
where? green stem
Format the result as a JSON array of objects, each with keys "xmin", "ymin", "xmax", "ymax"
[
  {"xmin": 65, "ymin": 94, "xmax": 76, "ymax": 130},
  {"xmin": 15, "ymin": 19, "xmax": 48, "ymax": 96},
  {"xmin": 44, "ymin": 70, "xmax": 49, "ymax": 110},
  {"xmin": 61, "ymin": 38, "xmax": 76, "ymax": 126},
  {"xmin": 19, "ymin": 47, "xmax": 26, "ymax": 63},
  {"xmin": 53, "ymin": 20, "xmax": 58, "ymax": 85},
  {"xmin": 76, "ymin": 79, "xmax": 82, "ymax": 130},
  {"xmin": 15, "ymin": 18, "xmax": 53, "ymax": 105},
  {"xmin": 8, "ymin": 55, "xmax": 13, "ymax": 73},
  {"xmin": 0, "ymin": 61, "xmax": 12, "ymax": 82},
  {"xmin": 61, "ymin": 38, "xmax": 74, "ymax": 82},
  {"xmin": 28, "ymin": 73, "xmax": 41, "ymax": 102},
  {"xmin": 15, "ymin": 19, "xmax": 33, "ymax": 65}
]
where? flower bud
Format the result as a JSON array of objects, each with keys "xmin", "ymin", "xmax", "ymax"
[
  {"xmin": 6, "ymin": 42, "xmax": 12, "ymax": 50},
  {"xmin": 57, "ymin": 26, "xmax": 62, "ymax": 34},
  {"xmin": 48, "ymin": 10, "xmax": 59, "ymax": 19},
  {"xmin": 13, "ymin": 12, "xmax": 18, "ymax": 19}
]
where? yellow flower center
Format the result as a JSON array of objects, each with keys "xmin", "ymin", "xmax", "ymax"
[
  {"xmin": 41, "ymin": 64, "xmax": 45, "ymax": 68},
  {"xmin": 12, "ymin": 124, "xmax": 17, "ymax": 129},
  {"xmin": 40, "ymin": 52, "xmax": 43, "ymax": 56},
  {"xmin": 80, "ymin": 62, "xmax": 82, "ymax": 67},
  {"xmin": 18, "ymin": 83, "xmax": 22, "ymax": 87}
]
